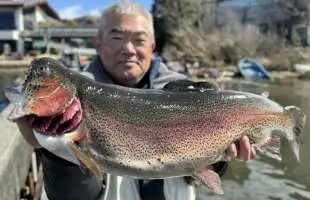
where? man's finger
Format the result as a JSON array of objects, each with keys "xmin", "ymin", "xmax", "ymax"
[
  {"xmin": 15, "ymin": 116, "xmax": 41, "ymax": 148},
  {"xmin": 237, "ymin": 136, "xmax": 251, "ymax": 161},
  {"xmin": 250, "ymin": 147, "xmax": 256, "ymax": 159},
  {"xmin": 227, "ymin": 143, "xmax": 237, "ymax": 159}
]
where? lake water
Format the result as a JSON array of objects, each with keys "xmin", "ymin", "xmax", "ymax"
[
  {"xmin": 0, "ymin": 74, "xmax": 309, "ymax": 200},
  {"xmin": 198, "ymin": 79, "xmax": 310, "ymax": 200},
  {"xmin": 0, "ymin": 73, "xmax": 25, "ymax": 112}
]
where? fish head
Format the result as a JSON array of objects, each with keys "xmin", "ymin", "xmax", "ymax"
[{"xmin": 22, "ymin": 57, "xmax": 77, "ymax": 117}]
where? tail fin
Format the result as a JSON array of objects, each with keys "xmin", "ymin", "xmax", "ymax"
[{"xmin": 284, "ymin": 106, "xmax": 307, "ymax": 162}]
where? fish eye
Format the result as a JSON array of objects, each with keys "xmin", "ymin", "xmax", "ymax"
[{"xmin": 36, "ymin": 65, "xmax": 51, "ymax": 76}]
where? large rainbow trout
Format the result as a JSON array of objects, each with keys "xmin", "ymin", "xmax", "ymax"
[{"xmin": 5, "ymin": 58, "xmax": 307, "ymax": 194}]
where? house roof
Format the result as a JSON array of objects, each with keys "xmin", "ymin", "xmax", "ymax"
[
  {"xmin": 23, "ymin": 0, "xmax": 60, "ymax": 19},
  {"xmin": 0, "ymin": 0, "xmax": 23, "ymax": 6},
  {"xmin": 0, "ymin": 0, "xmax": 59, "ymax": 19},
  {"xmin": 23, "ymin": 0, "xmax": 46, "ymax": 6}
]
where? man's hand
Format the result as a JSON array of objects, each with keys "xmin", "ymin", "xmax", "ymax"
[
  {"xmin": 16, "ymin": 115, "xmax": 86, "ymax": 149},
  {"xmin": 15, "ymin": 115, "xmax": 41, "ymax": 148},
  {"xmin": 227, "ymin": 136, "xmax": 256, "ymax": 161}
]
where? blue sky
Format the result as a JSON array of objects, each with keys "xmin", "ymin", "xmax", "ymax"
[
  {"xmin": 48, "ymin": 0, "xmax": 258, "ymax": 20},
  {"xmin": 48, "ymin": 0, "xmax": 153, "ymax": 19}
]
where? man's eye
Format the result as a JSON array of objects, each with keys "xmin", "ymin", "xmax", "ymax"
[
  {"xmin": 135, "ymin": 39, "xmax": 146, "ymax": 44},
  {"xmin": 112, "ymin": 36, "xmax": 123, "ymax": 40}
]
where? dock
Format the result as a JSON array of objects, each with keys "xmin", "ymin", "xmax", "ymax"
[
  {"xmin": 0, "ymin": 105, "xmax": 40, "ymax": 200},
  {"xmin": 0, "ymin": 60, "xmax": 31, "ymax": 74}
]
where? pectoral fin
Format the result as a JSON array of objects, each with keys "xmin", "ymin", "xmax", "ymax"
[
  {"xmin": 5, "ymin": 86, "xmax": 30, "ymax": 121},
  {"xmin": 256, "ymin": 133, "xmax": 282, "ymax": 161},
  {"xmin": 7, "ymin": 105, "xmax": 29, "ymax": 121},
  {"xmin": 192, "ymin": 169, "xmax": 224, "ymax": 195},
  {"xmin": 68, "ymin": 142, "xmax": 102, "ymax": 178}
]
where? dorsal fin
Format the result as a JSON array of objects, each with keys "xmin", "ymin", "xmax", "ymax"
[{"xmin": 163, "ymin": 79, "xmax": 219, "ymax": 92}]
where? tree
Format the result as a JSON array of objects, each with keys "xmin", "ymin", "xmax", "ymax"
[
  {"xmin": 151, "ymin": 0, "xmax": 308, "ymax": 69},
  {"xmin": 151, "ymin": 0, "xmax": 204, "ymax": 54},
  {"xmin": 275, "ymin": 0, "xmax": 309, "ymax": 45}
]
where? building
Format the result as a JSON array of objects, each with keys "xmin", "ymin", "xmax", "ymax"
[
  {"xmin": 0, "ymin": 0, "xmax": 98, "ymax": 56},
  {"xmin": 0, "ymin": 0, "xmax": 60, "ymax": 54},
  {"xmin": 0, "ymin": 0, "xmax": 24, "ymax": 54}
]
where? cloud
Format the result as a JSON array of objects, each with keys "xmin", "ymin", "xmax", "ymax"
[
  {"xmin": 89, "ymin": 8, "xmax": 102, "ymax": 17},
  {"xmin": 59, "ymin": 5, "xmax": 103, "ymax": 19},
  {"xmin": 59, "ymin": 5, "xmax": 84, "ymax": 19}
]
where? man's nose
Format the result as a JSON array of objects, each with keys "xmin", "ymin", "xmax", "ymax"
[{"xmin": 121, "ymin": 41, "xmax": 136, "ymax": 56}]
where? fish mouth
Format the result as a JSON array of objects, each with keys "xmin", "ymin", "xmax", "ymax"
[{"xmin": 32, "ymin": 96, "xmax": 83, "ymax": 135}]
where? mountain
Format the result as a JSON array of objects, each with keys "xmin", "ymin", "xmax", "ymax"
[{"xmin": 73, "ymin": 15, "xmax": 101, "ymax": 26}]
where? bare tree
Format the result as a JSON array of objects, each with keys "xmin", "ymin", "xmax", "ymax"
[
  {"xmin": 274, "ymin": 0, "xmax": 309, "ymax": 45},
  {"xmin": 152, "ymin": 0, "xmax": 204, "ymax": 54},
  {"xmin": 152, "ymin": 0, "xmax": 308, "ymax": 70}
]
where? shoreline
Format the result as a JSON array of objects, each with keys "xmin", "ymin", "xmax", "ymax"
[{"xmin": 0, "ymin": 58, "xmax": 309, "ymax": 81}]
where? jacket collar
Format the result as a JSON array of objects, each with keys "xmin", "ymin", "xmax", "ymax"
[{"xmin": 95, "ymin": 56, "xmax": 161, "ymax": 89}]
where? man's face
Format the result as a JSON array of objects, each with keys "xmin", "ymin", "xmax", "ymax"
[{"xmin": 97, "ymin": 13, "xmax": 155, "ymax": 86}]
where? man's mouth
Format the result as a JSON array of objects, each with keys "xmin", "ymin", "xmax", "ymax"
[
  {"xmin": 32, "ymin": 97, "xmax": 83, "ymax": 135},
  {"xmin": 120, "ymin": 60, "xmax": 139, "ymax": 65}
]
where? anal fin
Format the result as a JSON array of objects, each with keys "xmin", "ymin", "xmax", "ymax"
[{"xmin": 192, "ymin": 169, "xmax": 224, "ymax": 195}]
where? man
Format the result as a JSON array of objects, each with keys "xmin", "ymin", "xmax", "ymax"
[{"xmin": 16, "ymin": 2, "xmax": 256, "ymax": 200}]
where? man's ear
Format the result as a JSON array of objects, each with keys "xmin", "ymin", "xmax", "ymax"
[
  {"xmin": 95, "ymin": 37, "xmax": 102, "ymax": 54},
  {"xmin": 152, "ymin": 41, "xmax": 156, "ymax": 51}
]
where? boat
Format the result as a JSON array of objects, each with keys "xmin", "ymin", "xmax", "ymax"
[
  {"xmin": 238, "ymin": 57, "xmax": 272, "ymax": 81},
  {"xmin": 0, "ymin": 99, "xmax": 8, "ymax": 112}
]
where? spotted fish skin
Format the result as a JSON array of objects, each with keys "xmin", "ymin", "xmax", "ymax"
[
  {"xmin": 77, "ymin": 81, "xmax": 295, "ymax": 178},
  {"xmin": 17, "ymin": 58, "xmax": 307, "ymax": 179}
]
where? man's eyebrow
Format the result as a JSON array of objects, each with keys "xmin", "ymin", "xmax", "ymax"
[
  {"xmin": 109, "ymin": 28, "xmax": 124, "ymax": 34},
  {"xmin": 133, "ymin": 31, "xmax": 148, "ymax": 37},
  {"xmin": 108, "ymin": 28, "xmax": 148, "ymax": 36}
]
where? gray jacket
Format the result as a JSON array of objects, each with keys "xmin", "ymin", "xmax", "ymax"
[{"xmin": 39, "ymin": 56, "xmax": 187, "ymax": 200}]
